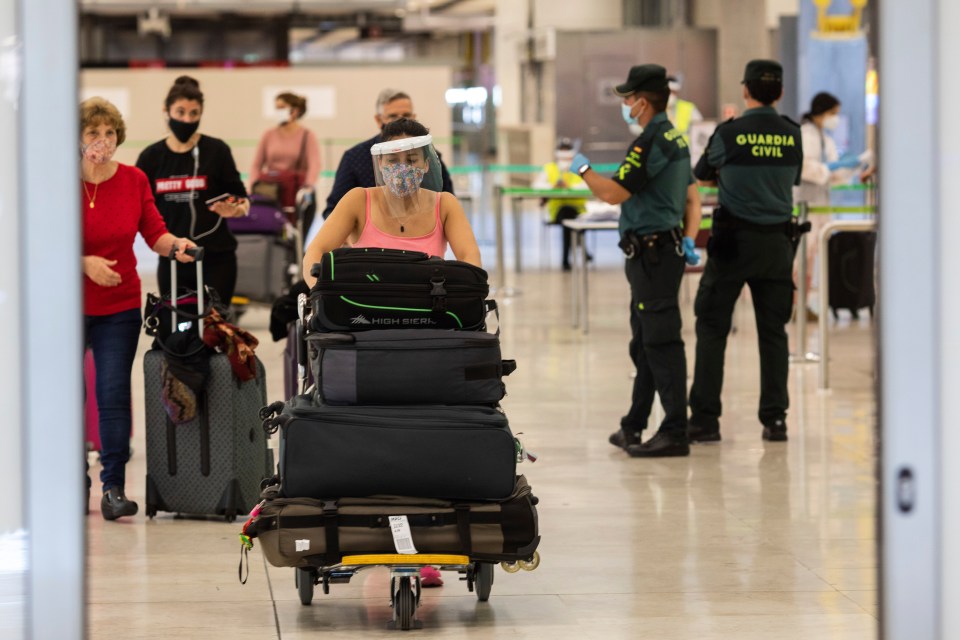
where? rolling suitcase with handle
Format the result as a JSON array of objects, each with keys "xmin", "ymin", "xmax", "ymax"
[{"xmin": 144, "ymin": 249, "xmax": 273, "ymax": 521}]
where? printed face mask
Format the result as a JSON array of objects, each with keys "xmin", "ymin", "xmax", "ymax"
[
  {"xmin": 168, "ymin": 116, "xmax": 200, "ymax": 143},
  {"xmin": 380, "ymin": 163, "xmax": 425, "ymax": 198},
  {"xmin": 81, "ymin": 138, "xmax": 116, "ymax": 165}
]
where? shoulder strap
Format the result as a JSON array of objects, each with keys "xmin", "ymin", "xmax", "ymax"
[{"xmin": 295, "ymin": 129, "xmax": 309, "ymax": 172}]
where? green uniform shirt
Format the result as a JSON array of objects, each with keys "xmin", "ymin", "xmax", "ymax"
[
  {"xmin": 694, "ymin": 106, "xmax": 802, "ymax": 224},
  {"xmin": 612, "ymin": 112, "xmax": 693, "ymax": 236}
]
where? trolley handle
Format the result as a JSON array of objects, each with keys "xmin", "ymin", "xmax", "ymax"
[{"xmin": 168, "ymin": 245, "xmax": 206, "ymax": 339}]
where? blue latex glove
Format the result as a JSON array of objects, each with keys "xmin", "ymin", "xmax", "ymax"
[
  {"xmin": 827, "ymin": 155, "xmax": 861, "ymax": 171},
  {"xmin": 571, "ymin": 153, "xmax": 591, "ymax": 174},
  {"xmin": 682, "ymin": 236, "xmax": 700, "ymax": 266}
]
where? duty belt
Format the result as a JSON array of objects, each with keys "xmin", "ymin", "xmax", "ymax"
[
  {"xmin": 713, "ymin": 207, "xmax": 810, "ymax": 241},
  {"xmin": 619, "ymin": 227, "xmax": 684, "ymax": 263}
]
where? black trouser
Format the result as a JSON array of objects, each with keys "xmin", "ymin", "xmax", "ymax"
[
  {"xmin": 620, "ymin": 237, "xmax": 688, "ymax": 435},
  {"xmin": 555, "ymin": 205, "xmax": 580, "ymax": 268},
  {"xmin": 158, "ymin": 249, "xmax": 237, "ymax": 308},
  {"xmin": 689, "ymin": 229, "xmax": 795, "ymax": 429}
]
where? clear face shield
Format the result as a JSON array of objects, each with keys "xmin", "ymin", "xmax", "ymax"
[{"xmin": 371, "ymin": 134, "xmax": 442, "ymax": 222}]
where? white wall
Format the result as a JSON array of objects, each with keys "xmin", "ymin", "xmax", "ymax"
[
  {"xmin": 80, "ymin": 65, "xmax": 454, "ymax": 179},
  {"xmin": 532, "ymin": 0, "xmax": 622, "ymax": 30}
]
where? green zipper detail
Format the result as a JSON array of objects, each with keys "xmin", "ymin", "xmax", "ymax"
[{"xmin": 339, "ymin": 296, "xmax": 464, "ymax": 328}]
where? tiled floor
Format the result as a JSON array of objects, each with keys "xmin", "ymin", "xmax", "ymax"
[{"xmin": 87, "ymin": 220, "xmax": 877, "ymax": 638}]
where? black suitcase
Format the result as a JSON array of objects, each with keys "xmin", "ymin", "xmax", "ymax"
[
  {"xmin": 308, "ymin": 329, "xmax": 515, "ymax": 406},
  {"xmin": 265, "ymin": 396, "xmax": 517, "ymax": 501},
  {"xmin": 828, "ymin": 231, "xmax": 876, "ymax": 318},
  {"xmin": 245, "ymin": 475, "xmax": 540, "ymax": 567},
  {"xmin": 308, "ymin": 248, "xmax": 490, "ymax": 332},
  {"xmin": 144, "ymin": 252, "xmax": 273, "ymax": 520}
]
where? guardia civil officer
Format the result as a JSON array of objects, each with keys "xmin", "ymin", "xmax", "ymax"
[
  {"xmin": 688, "ymin": 60, "xmax": 804, "ymax": 443},
  {"xmin": 572, "ymin": 64, "xmax": 702, "ymax": 457}
]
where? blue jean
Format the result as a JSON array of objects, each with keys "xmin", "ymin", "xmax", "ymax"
[{"xmin": 85, "ymin": 307, "xmax": 141, "ymax": 491}]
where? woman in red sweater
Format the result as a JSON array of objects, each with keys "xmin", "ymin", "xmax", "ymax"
[{"xmin": 81, "ymin": 97, "xmax": 196, "ymax": 521}]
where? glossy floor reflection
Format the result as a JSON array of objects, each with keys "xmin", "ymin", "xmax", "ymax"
[{"xmin": 87, "ymin": 229, "xmax": 877, "ymax": 638}]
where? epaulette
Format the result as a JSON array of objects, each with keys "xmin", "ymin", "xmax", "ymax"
[{"xmin": 713, "ymin": 116, "xmax": 736, "ymax": 130}]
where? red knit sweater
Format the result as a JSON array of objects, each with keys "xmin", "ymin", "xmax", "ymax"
[{"xmin": 82, "ymin": 163, "xmax": 168, "ymax": 316}]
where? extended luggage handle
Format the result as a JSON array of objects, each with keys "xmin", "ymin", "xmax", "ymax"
[{"xmin": 169, "ymin": 246, "xmax": 206, "ymax": 340}]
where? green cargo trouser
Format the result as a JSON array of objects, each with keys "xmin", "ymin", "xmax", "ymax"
[
  {"xmin": 689, "ymin": 229, "xmax": 795, "ymax": 429},
  {"xmin": 621, "ymin": 240, "xmax": 688, "ymax": 435}
]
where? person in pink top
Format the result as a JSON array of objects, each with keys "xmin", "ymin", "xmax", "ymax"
[
  {"xmin": 300, "ymin": 119, "xmax": 478, "ymax": 589},
  {"xmin": 303, "ymin": 118, "xmax": 480, "ymax": 290},
  {"xmin": 250, "ymin": 92, "xmax": 321, "ymax": 227},
  {"xmin": 80, "ymin": 97, "xmax": 196, "ymax": 520}
]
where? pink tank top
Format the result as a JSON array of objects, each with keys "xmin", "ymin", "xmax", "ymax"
[{"xmin": 353, "ymin": 189, "xmax": 448, "ymax": 258}]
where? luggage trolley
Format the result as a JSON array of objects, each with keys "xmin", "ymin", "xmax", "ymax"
[
  {"xmin": 239, "ymin": 290, "xmax": 541, "ymax": 631},
  {"xmin": 292, "ymin": 552, "xmax": 540, "ymax": 631}
]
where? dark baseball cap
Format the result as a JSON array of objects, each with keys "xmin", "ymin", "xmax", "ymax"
[
  {"xmin": 742, "ymin": 59, "xmax": 783, "ymax": 83},
  {"xmin": 613, "ymin": 64, "xmax": 669, "ymax": 96}
]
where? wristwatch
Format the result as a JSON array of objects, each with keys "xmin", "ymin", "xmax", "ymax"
[{"xmin": 577, "ymin": 163, "xmax": 591, "ymax": 177}]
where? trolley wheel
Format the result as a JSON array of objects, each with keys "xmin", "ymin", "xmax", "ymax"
[
  {"xmin": 475, "ymin": 562, "xmax": 494, "ymax": 602},
  {"xmin": 396, "ymin": 577, "xmax": 415, "ymax": 631},
  {"xmin": 145, "ymin": 505, "xmax": 157, "ymax": 519},
  {"xmin": 296, "ymin": 567, "xmax": 315, "ymax": 606}
]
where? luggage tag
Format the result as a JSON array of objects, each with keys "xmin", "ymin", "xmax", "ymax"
[
  {"xmin": 389, "ymin": 515, "xmax": 419, "ymax": 555},
  {"xmin": 515, "ymin": 433, "xmax": 538, "ymax": 463}
]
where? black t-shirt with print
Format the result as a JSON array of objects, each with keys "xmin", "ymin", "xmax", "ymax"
[{"xmin": 136, "ymin": 135, "xmax": 247, "ymax": 253}]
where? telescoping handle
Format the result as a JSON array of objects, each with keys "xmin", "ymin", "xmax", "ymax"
[{"xmin": 168, "ymin": 246, "xmax": 206, "ymax": 338}]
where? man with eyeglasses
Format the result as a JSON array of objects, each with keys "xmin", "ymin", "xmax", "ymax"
[{"xmin": 322, "ymin": 88, "xmax": 454, "ymax": 219}]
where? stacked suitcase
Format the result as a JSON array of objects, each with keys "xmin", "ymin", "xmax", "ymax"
[{"xmin": 242, "ymin": 248, "xmax": 540, "ymax": 628}]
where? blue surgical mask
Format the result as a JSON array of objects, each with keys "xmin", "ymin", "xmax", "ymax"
[{"xmin": 621, "ymin": 103, "xmax": 637, "ymax": 125}]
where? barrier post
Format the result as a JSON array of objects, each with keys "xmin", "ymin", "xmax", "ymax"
[{"xmin": 791, "ymin": 201, "xmax": 820, "ymax": 364}]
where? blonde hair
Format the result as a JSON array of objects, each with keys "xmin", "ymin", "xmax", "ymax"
[{"xmin": 79, "ymin": 97, "xmax": 126, "ymax": 145}]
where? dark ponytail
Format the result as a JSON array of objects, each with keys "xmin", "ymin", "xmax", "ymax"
[
  {"xmin": 801, "ymin": 91, "xmax": 840, "ymax": 122},
  {"xmin": 165, "ymin": 75, "xmax": 204, "ymax": 110}
]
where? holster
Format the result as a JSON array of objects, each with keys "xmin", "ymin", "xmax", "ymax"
[{"xmin": 618, "ymin": 231, "xmax": 641, "ymax": 260}]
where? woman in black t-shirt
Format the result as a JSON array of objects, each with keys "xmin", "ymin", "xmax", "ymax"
[{"xmin": 136, "ymin": 76, "xmax": 249, "ymax": 305}]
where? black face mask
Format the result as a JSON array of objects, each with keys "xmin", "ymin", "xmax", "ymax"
[{"xmin": 168, "ymin": 117, "xmax": 200, "ymax": 143}]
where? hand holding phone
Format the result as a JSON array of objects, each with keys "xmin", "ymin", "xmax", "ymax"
[{"xmin": 204, "ymin": 193, "xmax": 236, "ymax": 206}]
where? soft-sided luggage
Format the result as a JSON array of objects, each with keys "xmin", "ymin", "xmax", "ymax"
[
  {"xmin": 84, "ymin": 348, "xmax": 102, "ymax": 452},
  {"xmin": 144, "ymin": 252, "xmax": 273, "ymax": 520},
  {"xmin": 308, "ymin": 248, "xmax": 490, "ymax": 332},
  {"xmin": 234, "ymin": 234, "xmax": 292, "ymax": 304},
  {"xmin": 245, "ymin": 475, "xmax": 540, "ymax": 567},
  {"xmin": 828, "ymin": 231, "xmax": 876, "ymax": 318},
  {"xmin": 227, "ymin": 195, "xmax": 288, "ymax": 235},
  {"xmin": 308, "ymin": 329, "xmax": 515, "ymax": 406},
  {"xmin": 265, "ymin": 395, "xmax": 517, "ymax": 501}
]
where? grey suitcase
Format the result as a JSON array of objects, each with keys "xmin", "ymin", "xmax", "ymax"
[
  {"xmin": 144, "ymin": 252, "xmax": 273, "ymax": 521},
  {"xmin": 234, "ymin": 234, "xmax": 291, "ymax": 303},
  {"xmin": 308, "ymin": 329, "xmax": 514, "ymax": 406}
]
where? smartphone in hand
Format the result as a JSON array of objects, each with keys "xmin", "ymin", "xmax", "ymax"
[{"xmin": 204, "ymin": 193, "xmax": 236, "ymax": 206}]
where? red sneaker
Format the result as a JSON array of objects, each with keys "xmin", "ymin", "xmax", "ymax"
[{"xmin": 420, "ymin": 565, "xmax": 444, "ymax": 588}]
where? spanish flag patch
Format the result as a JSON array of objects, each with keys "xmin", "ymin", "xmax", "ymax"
[{"xmin": 633, "ymin": 146, "xmax": 642, "ymax": 153}]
